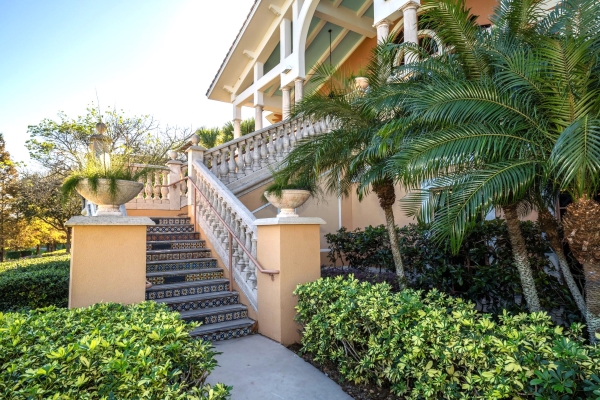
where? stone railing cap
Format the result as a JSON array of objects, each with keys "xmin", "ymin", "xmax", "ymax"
[
  {"xmin": 253, "ymin": 217, "xmax": 326, "ymax": 226},
  {"xmin": 66, "ymin": 216, "xmax": 156, "ymax": 226}
]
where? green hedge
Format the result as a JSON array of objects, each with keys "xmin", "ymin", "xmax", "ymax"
[
  {"xmin": 42, "ymin": 249, "xmax": 67, "ymax": 257},
  {"xmin": 295, "ymin": 277, "xmax": 600, "ymax": 399},
  {"xmin": 0, "ymin": 302, "xmax": 231, "ymax": 399},
  {"xmin": 0, "ymin": 255, "xmax": 70, "ymax": 311}
]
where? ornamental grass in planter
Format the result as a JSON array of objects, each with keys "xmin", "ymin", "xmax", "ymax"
[
  {"xmin": 263, "ymin": 173, "xmax": 318, "ymax": 217},
  {"xmin": 62, "ymin": 154, "xmax": 149, "ymax": 216}
]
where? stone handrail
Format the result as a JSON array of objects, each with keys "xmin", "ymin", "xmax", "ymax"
[
  {"xmin": 203, "ymin": 117, "xmax": 333, "ymax": 185},
  {"xmin": 191, "ymin": 159, "xmax": 260, "ymax": 309}
]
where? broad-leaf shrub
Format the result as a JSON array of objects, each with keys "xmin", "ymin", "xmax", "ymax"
[
  {"xmin": 0, "ymin": 302, "xmax": 231, "ymax": 399},
  {"xmin": 0, "ymin": 255, "xmax": 70, "ymax": 311},
  {"xmin": 295, "ymin": 277, "xmax": 600, "ymax": 399},
  {"xmin": 325, "ymin": 220, "xmax": 581, "ymax": 325}
]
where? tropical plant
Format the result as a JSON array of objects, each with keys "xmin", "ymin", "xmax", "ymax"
[
  {"xmin": 195, "ymin": 126, "xmax": 222, "ymax": 149},
  {"xmin": 0, "ymin": 302, "xmax": 231, "ymax": 398},
  {"xmin": 222, "ymin": 117, "xmax": 256, "ymax": 140},
  {"xmin": 377, "ymin": 0, "xmax": 600, "ymax": 336},
  {"xmin": 295, "ymin": 277, "xmax": 600, "ymax": 398},
  {"xmin": 263, "ymin": 170, "xmax": 319, "ymax": 199},
  {"xmin": 276, "ymin": 46, "xmax": 410, "ymax": 284}
]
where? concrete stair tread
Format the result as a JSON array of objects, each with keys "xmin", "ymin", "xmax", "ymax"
[
  {"xmin": 146, "ymin": 248, "xmax": 210, "ymax": 254},
  {"xmin": 190, "ymin": 318, "xmax": 255, "ymax": 336},
  {"xmin": 180, "ymin": 304, "xmax": 247, "ymax": 319},
  {"xmin": 153, "ymin": 289, "xmax": 238, "ymax": 304},
  {"xmin": 146, "ymin": 268, "xmax": 222, "ymax": 278},
  {"xmin": 147, "ymin": 278, "xmax": 230, "ymax": 292},
  {"xmin": 147, "ymin": 257, "xmax": 216, "ymax": 265}
]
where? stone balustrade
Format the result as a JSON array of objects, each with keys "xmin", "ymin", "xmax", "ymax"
[
  {"xmin": 126, "ymin": 161, "xmax": 188, "ymax": 211},
  {"xmin": 191, "ymin": 160, "xmax": 259, "ymax": 310},
  {"xmin": 203, "ymin": 117, "xmax": 333, "ymax": 184}
]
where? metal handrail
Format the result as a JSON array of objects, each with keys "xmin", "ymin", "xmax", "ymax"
[
  {"xmin": 188, "ymin": 177, "xmax": 279, "ymax": 281},
  {"xmin": 154, "ymin": 177, "xmax": 188, "ymax": 188}
]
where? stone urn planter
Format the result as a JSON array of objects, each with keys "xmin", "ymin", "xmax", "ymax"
[
  {"xmin": 76, "ymin": 179, "xmax": 143, "ymax": 216},
  {"xmin": 355, "ymin": 76, "xmax": 369, "ymax": 90},
  {"xmin": 264, "ymin": 189, "xmax": 311, "ymax": 218}
]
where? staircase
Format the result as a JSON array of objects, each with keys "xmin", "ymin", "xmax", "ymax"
[{"xmin": 145, "ymin": 216, "xmax": 256, "ymax": 341}]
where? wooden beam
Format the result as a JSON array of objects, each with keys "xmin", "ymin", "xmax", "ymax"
[{"xmin": 314, "ymin": 1, "xmax": 376, "ymax": 38}]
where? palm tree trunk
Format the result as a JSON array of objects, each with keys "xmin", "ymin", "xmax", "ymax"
[
  {"xmin": 503, "ymin": 205, "xmax": 542, "ymax": 312},
  {"xmin": 538, "ymin": 209, "xmax": 587, "ymax": 317},
  {"xmin": 562, "ymin": 197, "xmax": 600, "ymax": 342},
  {"xmin": 373, "ymin": 178, "xmax": 406, "ymax": 287}
]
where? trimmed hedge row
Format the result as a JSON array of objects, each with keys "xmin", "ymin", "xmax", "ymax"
[
  {"xmin": 0, "ymin": 302, "xmax": 231, "ymax": 399},
  {"xmin": 295, "ymin": 277, "xmax": 600, "ymax": 399},
  {"xmin": 0, "ymin": 255, "xmax": 70, "ymax": 311}
]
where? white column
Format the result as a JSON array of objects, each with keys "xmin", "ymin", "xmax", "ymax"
[
  {"xmin": 280, "ymin": 18, "xmax": 292, "ymax": 61},
  {"xmin": 255, "ymin": 105, "xmax": 264, "ymax": 130},
  {"xmin": 294, "ymin": 78, "xmax": 304, "ymax": 103},
  {"xmin": 402, "ymin": 1, "xmax": 419, "ymax": 64},
  {"xmin": 374, "ymin": 19, "xmax": 391, "ymax": 43},
  {"xmin": 282, "ymin": 86, "xmax": 291, "ymax": 120},
  {"xmin": 233, "ymin": 106, "xmax": 242, "ymax": 138},
  {"xmin": 254, "ymin": 62, "xmax": 265, "ymax": 130}
]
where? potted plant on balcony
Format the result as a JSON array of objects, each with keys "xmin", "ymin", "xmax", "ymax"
[
  {"xmin": 62, "ymin": 152, "xmax": 148, "ymax": 217},
  {"xmin": 263, "ymin": 173, "xmax": 317, "ymax": 218}
]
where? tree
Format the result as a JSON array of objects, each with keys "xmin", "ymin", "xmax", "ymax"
[
  {"xmin": 26, "ymin": 105, "xmax": 190, "ymax": 175},
  {"xmin": 196, "ymin": 118, "xmax": 256, "ymax": 149},
  {"xmin": 0, "ymin": 133, "xmax": 19, "ymax": 262},
  {"xmin": 7, "ymin": 218, "xmax": 65, "ymax": 254},
  {"xmin": 275, "ymin": 46, "xmax": 409, "ymax": 284},
  {"xmin": 15, "ymin": 172, "xmax": 81, "ymax": 253},
  {"xmin": 194, "ymin": 127, "xmax": 222, "ymax": 149},
  {"xmin": 385, "ymin": 0, "xmax": 600, "ymax": 338}
]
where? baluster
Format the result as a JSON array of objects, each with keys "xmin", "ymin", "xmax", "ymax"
[
  {"xmin": 160, "ymin": 171, "xmax": 169, "ymax": 200},
  {"xmin": 282, "ymin": 124, "xmax": 291, "ymax": 155},
  {"xmin": 144, "ymin": 172, "xmax": 153, "ymax": 200},
  {"xmin": 152, "ymin": 171, "xmax": 161, "ymax": 200},
  {"xmin": 211, "ymin": 152, "xmax": 220, "ymax": 179},
  {"xmin": 243, "ymin": 226, "xmax": 252, "ymax": 274},
  {"xmin": 219, "ymin": 149, "xmax": 229, "ymax": 183},
  {"xmin": 296, "ymin": 119, "xmax": 304, "ymax": 142},
  {"xmin": 266, "ymin": 131, "xmax": 276, "ymax": 164},
  {"xmin": 236, "ymin": 142, "xmax": 246, "ymax": 178},
  {"xmin": 252, "ymin": 136, "xmax": 262, "ymax": 171},
  {"xmin": 231, "ymin": 217, "xmax": 241, "ymax": 272},
  {"xmin": 274, "ymin": 127, "xmax": 284, "ymax": 161},
  {"xmin": 136, "ymin": 170, "xmax": 144, "ymax": 199},
  {"xmin": 259, "ymin": 134, "xmax": 269, "ymax": 168},
  {"xmin": 243, "ymin": 139, "xmax": 253, "ymax": 174},
  {"xmin": 228, "ymin": 145, "xmax": 237, "ymax": 181},
  {"xmin": 249, "ymin": 236, "xmax": 258, "ymax": 289}
]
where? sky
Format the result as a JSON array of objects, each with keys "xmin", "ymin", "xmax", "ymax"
[{"xmin": 0, "ymin": 0, "xmax": 256, "ymax": 165}]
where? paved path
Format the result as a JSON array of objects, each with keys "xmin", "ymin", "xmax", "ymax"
[{"xmin": 206, "ymin": 335, "xmax": 352, "ymax": 400}]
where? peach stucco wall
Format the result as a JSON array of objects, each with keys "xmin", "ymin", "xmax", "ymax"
[
  {"xmin": 69, "ymin": 225, "xmax": 147, "ymax": 308},
  {"xmin": 127, "ymin": 206, "xmax": 188, "ymax": 218}
]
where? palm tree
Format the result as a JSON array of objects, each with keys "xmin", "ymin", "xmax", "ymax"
[
  {"xmin": 384, "ymin": 0, "xmax": 600, "ymax": 337},
  {"xmin": 222, "ymin": 118, "xmax": 256, "ymax": 141},
  {"xmin": 275, "ymin": 46, "xmax": 408, "ymax": 283}
]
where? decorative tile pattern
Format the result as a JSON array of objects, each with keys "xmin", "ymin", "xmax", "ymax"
[
  {"xmin": 147, "ymin": 225, "xmax": 194, "ymax": 233},
  {"xmin": 201, "ymin": 327, "xmax": 252, "ymax": 342},
  {"xmin": 146, "ymin": 233, "xmax": 200, "ymax": 241},
  {"xmin": 146, "ymin": 260, "xmax": 217, "ymax": 273},
  {"xmin": 152, "ymin": 218, "xmax": 190, "ymax": 225},
  {"xmin": 147, "ymin": 241, "xmax": 205, "ymax": 251},
  {"xmin": 200, "ymin": 309, "xmax": 248, "ymax": 325},
  {"xmin": 147, "ymin": 276, "xmax": 165, "ymax": 285},
  {"xmin": 185, "ymin": 271, "xmax": 224, "ymax": 281},
  {"xmin": 145, "ymin": 284, "xmax": 233, "ymax": 301},
  {"xmin": 146, "ymin": 251, "xmax": 211, "ymax": 261},
  {"xmin": 161, "ymin": 293, "xmax": 239, "ymax": 311}
]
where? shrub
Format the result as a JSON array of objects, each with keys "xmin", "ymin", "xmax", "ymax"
[
  {"xmin": 42, "ymin": 249, "xmax": 67, "ymax": 257},
  {"xmin": 295, "ymin": 277, "xmax": 600, "ymax": 399},
  {"xmin": 0, "ymin": 255, "xmax": 70, "ymax": 311},
  {"xmin": 325, "ymin": 220, "xmax": 581, "ymax": 325},
  {"xmin": 0, "ymin": 302, "xmax": 230, "ymax": 399}
]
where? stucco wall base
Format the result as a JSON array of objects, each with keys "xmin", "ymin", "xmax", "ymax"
[
  {"xmin": 255, "ymin": 218, "xmax": 325, "ymax": 346},
  {"xmin": 66, "ymin": 216, "xmax": 154, "ymax": 309}
]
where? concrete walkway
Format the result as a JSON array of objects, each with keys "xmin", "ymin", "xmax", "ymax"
[{"xmin": 206, "ymin": 335, "xmax": 352, "ymax": 400}]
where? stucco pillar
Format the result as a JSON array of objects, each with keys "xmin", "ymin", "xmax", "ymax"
[
  {"xmin": 254, "ymin": 217, "xmax": 326, "ymax": 345},
  {"xmin": 374, "ymin": 19, "xmax": 391, "ymax": 43},
  {"xmin": 282, "ymin": 86, "xmax": 292, "ymax": 120},
  {"xmin": 186, "ymin": 137, "xmax": 206, "ymax": 220},
  {"xmin": 294, "ymin": 78, "xmax": 305, "ymax": 103},
  {"xmin": 255, "ymin": 105, "xmax": 264, "ymax": 130},
  {"xmin": 233, "ymin": 106, "xmax": 242, "ymax": 139},
  {"xmin": 402, "ymin": 1, "xmax": 419, "ymax": 64},
  {"xmin": 66, "ymin": 216, "xmax": 154, "ymax": 309}
]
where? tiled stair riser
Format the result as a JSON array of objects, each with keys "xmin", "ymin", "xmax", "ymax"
[
  {"xmin": 203, "ymin": 327, "xmax": 252, "ymax": 342},
  {"xmin": 146, "ymin": 259, "xmax": 217, "ymax": 273},
  {"xmin": 147, "ymin": 225, "xmax": 195, "ymax": 233},
  {"xmin": 162, "ymin": 293, "xmax": 240, "ymax": 312},
  {"xmin": 147, "ymin": 270, "xmax": 224, "ymax": 285},
  {"xmin": 146, "ymin": 241, "xmax": 205, "ymax": 251},
  {"xmin": 146, "ymin": 251, "xmax": 212, "ymax": 261},
  {"xmin": 188, "ymin": 309, "xmax": 249, "ymax": 325},
  {"xmin": 147, "ymin": 233, "xmax": 200, "ymax": 241},
  {"xmin": 146, "ymin": 282, "xmax": 232, "ymax": 301},
  {"xmin": 150, "ymin": 218, "xmax": 191, "ymax": 225}
]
